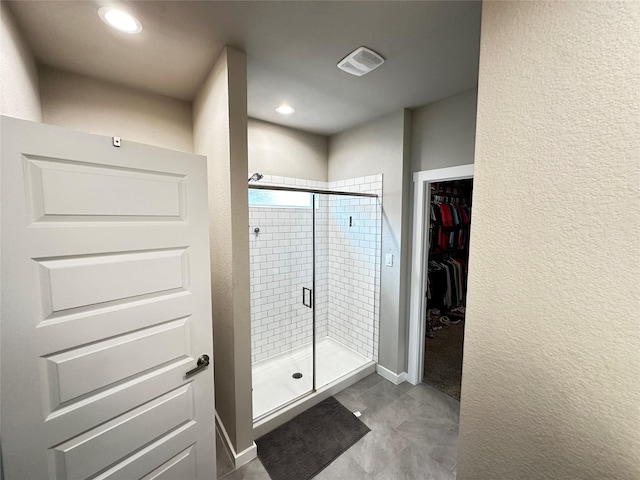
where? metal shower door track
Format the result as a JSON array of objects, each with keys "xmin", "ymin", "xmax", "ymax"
[{"xmin": 248, "ymin": 184, "xmax": 378, "ymax": 198}]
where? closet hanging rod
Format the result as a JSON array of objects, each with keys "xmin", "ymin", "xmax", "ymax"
[
  {"xmin": 431, "ymin": 192, "xmax": 468, "ymax": 197},
  {"xmin": 430, "ymin": 249, "xmax": 465, "ymax": 255},
  {"xmin": 248, "ymin": 184, "xmax": 378, "ymax": 198}
]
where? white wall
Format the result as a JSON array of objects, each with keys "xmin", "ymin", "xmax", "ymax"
[
  {"xmin": 40, "ymin": 67, "xmax": 193, "ymax": 152},
  {"xmin": 193, "ymin": 46, "xmax": 254, "ymax": 456},
  {"xmin": 458, "ymin": 2, "xmax": 640, "ymax": 479},
  {"xmin": 328, "ymin": 110, "xmax": 412, "ymax": 375},
  {"xmin": 248, "ymin": 119, "xmax": 328, "ymax": 182},
  {"xmin": 0, "ymin": 2, "xmax": 41, "ymax": 121},
  {"xmin": 326, "ymin": 176, "xmax": 382, "ymax": 361},
  {"xmin": 411, "ymin": 89, "xmax": 477, "ymax": 172}
]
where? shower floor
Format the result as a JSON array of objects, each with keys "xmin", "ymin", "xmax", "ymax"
[{"xmin": 252, "ymin": 337, "xmax": 370, "ymax": 420}]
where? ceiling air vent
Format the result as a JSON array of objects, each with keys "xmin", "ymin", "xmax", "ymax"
[{"xmin": 337, "ymin": 47, "xmax": 385, "ymax": 77}]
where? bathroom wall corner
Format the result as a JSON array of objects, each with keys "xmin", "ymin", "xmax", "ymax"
[{"xmin": 193, "ymin": 45, "xmax": 253, "ymax": 455}]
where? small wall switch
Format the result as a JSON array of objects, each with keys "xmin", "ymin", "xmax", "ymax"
[{"xmin": 385, "ymin": 253, "xmax": 393, "ymax": 267}]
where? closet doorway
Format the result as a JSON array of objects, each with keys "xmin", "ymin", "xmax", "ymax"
[
  {"xmin": 423, "ymin": 178, "xmax": 472, "ymax": 399},
  {"xmin": 407, "ymin": 164, "xmax": 474, "ymax": 390}
]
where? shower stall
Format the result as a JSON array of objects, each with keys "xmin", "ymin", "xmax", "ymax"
[{"xmin": 248, "ymin": 175, "xmax": 382, "ymax": 432}]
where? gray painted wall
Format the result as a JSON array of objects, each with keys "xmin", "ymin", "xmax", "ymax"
[
  {"xmin": 405, "ymin": 90, "xmax": 479, "ymax": 371},
  {"xmin": 193, "ymin": 46, "xmax": 253, "ymax": 454},
  {"xmin": 40, "ymin": 67, "xmax": 194, "ymax": 153},
  {"xmin": 328, "ymin": 110, "xmax": 412, "ymax": 375},
  {"xmin": 411, "ymin": 89, "xmax": 477, "ymax": 172},
  {"xmin": 1, "ymin": 1, "xmax": 41, "ymax": 121},
  {"xmin": 248, "ymin": 118, "xmax": 328, "ymax": 181},
  {"xmin": 0, "ymin": 2, "xmax": 43, "ymax": 458}
]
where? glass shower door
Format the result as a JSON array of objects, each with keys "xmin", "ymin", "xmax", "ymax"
[
  {"xmin": 249, "ymin": 188, "xmax": 315, "ymax": 420},
  {"xmin": 315, "ymin": 192, "xmax": 380, "ymax": 389}
]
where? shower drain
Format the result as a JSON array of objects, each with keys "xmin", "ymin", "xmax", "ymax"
[{"xmin": 292, "ymin": 372, "xmax": 303, "ymax": 379}]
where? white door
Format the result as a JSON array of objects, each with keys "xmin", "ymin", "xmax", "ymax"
[{"xmin": 1, "ymin": 117, "xmax": 216, "ymax": 480}]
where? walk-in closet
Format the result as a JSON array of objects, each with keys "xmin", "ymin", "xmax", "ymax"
[{"xmin": 424, "ymin": 179, "xmax": 473, "ymax": 400}]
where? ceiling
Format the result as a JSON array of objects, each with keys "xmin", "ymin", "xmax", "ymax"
[{"xmin": 7, "ymin": 1, "xmax": 482, "ymax": 136}]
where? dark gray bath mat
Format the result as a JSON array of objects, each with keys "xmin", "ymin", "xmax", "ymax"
[{"xmin": 256, "ymin": 396, "xmax": 370, "ymax": 480}]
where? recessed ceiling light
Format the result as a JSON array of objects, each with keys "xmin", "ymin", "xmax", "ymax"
[
  {"xmin": 275, "ymin": 104, "xmax": 295, "ymax": 115},
  {"xmin": 98, "ymin": 7, "xmax": 142, "ymax": 34}
]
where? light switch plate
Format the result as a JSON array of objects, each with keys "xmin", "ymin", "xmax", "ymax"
[{"xmin": 385, "ymin": 253, "xmax": 393, "ymax": 267}]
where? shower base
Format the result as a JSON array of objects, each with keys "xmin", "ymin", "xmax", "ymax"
[{"xmin": 252, "ymin": 336, "xmax": 375, "ymax": 437}]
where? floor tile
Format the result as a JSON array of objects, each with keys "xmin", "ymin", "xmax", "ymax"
[
  {"xmin": 216, "ymin": 431, "xmax": 235, "ymax": 479},
  {"xmin": 345, "ymin": 412, "xmax": 409, "ymax": 475},
  {"xmin": 356, "ymin": 379, "xmax": 409, "ymax": 412},
  {"xmin": 314, "ymin": 453, "xmax": 370, "ymax": 480},
  {"xmin": 373, "ymin": 391, "xmax": 429, "ymax": 429},
  {"xmin": 334, "ymin": 390, "xmax": 368, "ymax": 413},
  {"xmin": 408, "ymin": 384, "xmax": 460, "ymax": 423},
  {"xmin": 356, "ymin": 408, "xmax": 393, "ymax": 432},
  {"xmin": 342, "ymin": 372, "xmax": 384, "ymax": 397},
  {"xmin": 395, "ymin": 416, "xmax": 459, "ymax": 471},
  {"xmin": 409, "ymin": 383, "xmax": 460, "ymax": 410},
  {"xmin": 220, "ymin": 458, "xmax": 271, "ymax": 480},
  {"xmin": 373, "ymin": 443, "xmax": 456, "ymax": 480}
]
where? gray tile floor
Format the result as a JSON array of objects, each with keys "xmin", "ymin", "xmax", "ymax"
[{"xmin": 217, "ymin": 373, "xmax": 460, "ymax": 480}]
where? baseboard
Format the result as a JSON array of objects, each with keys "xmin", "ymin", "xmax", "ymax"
[
  {"xmin": 215, "ymin": 411, "xmax": 257, "ymax": 469},
  {"xmin": 376, "ymin": 364, "xmax": 407, "ymax": 385}
]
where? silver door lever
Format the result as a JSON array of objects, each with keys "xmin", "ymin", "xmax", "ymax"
[{"xmin": 185, "ymin": 354, "xmax": 210, "ymax": 377}]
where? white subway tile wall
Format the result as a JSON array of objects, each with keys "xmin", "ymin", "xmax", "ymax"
[
  {"xmin": 326, "ymin": 175, "xmax": 382, "ymax": 362},
  {"xmin": 248, "ymin": 175, "xmax": 382, "ymax": 364}
]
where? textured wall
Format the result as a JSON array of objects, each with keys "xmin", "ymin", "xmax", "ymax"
[
  {"xmin": 0, "ymin": 2, "xmax": 41, "ymax": 121},
  {"xmin": 458, "ymin": 2, "xmax": 640, "ymax": 479},
  {"xmin": 40, "ymin": 67, "xmax": 193, "ymax": 152},
  {"xmin": 411, "ymin": 89, "xmax": 477, "ymax": 172},
  {"xmin": 193, "ymin": 47, "xmax": 253, "ymax": 454},
  {"xmin": 248, "ymin": 119, "xmax": 328, "ymax": 182},
  {"xmin": 329, "ymin": 110, "xmax": 412, "ymax": 375}
]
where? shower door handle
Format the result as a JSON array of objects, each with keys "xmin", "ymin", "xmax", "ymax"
[{"xmin": 302, "ymin": 287, "xmax": 313, "ymax": 308}]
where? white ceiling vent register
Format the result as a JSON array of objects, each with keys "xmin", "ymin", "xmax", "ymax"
[{"xmin": 337, "ymin": 47, "xmax": 385, "ymax": 76}]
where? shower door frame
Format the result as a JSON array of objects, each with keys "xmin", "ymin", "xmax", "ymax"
[{"xmin": 248, "ymin": 184, "xmax": 378, "ymax": 420}]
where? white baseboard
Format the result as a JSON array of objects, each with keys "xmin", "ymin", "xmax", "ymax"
[
  {"xmin": 376, "ymin": 364, "xmax": 407, "ymax": 385},
  {"xmin": 215, "ymin": 411, "xmax": 257, "ymax": 469}
]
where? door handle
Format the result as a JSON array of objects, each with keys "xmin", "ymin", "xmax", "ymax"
[
  {"xmin": 185, "ymin": 354, "xmax": 210, "ymax": 377},
  {"xmin": 302, "ymin": 287, "xmax": 313, "ymax": 308}
]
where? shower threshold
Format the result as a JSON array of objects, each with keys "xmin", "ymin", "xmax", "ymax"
[{"xmin": 252, "ymin": 336, "xmax": 375, "ymax": 437}]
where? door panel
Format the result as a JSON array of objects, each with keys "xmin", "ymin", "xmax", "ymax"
[
  {"xmin": 51, "ymin": 385, "xmax": 193, "ymax": 480},
  {"xmin": 140, "ymin": 445, "xmax": 196, "ymax": 480},
  {"xmin": 1, "ymin": 116, "xmax": 215, "ymax": 480},
  {"xmin": 24, "ymin": 155, "xmax": 185, "ymax": 221},
  {"xmin": 36, "ymin": 248, "xmax": 187, "ymax": 314},
  {"xmin": 93, "ymin": 425, "xmax": 195, "ymax": 480},
  {"xmin": 44, "ymin": 317, "xmax": 190, "ymax": 408}
]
